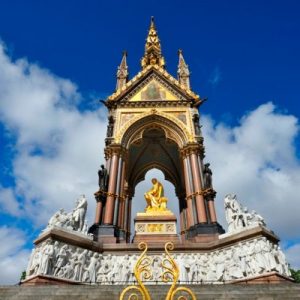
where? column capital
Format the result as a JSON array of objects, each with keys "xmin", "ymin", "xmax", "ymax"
[
  {"xmin": 180, "ymin": 142, "xmax": 205, "ymax": 159},
  {"xmin": 104, "ymin": 144, "xmax": 127, "ymax": 159},
  {"xmin": 94, "ymin": 190, "xmax": 107, "ymax": 200},
  {"xmin": 202, "ymin": 187, "xmax": 217, "ymax": 199}
]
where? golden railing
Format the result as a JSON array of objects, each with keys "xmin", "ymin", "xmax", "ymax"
[{"xmin": 120, "ymin": 242, "xmax": 196, "ymax": 300}]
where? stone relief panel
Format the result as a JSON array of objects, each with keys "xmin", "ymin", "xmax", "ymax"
[
  {"xmin": 135, "ymin": 222, "xmax": 177, "ymax": 235},
  {"xmin": 25, "ymin": 236, "xmax": 291, "ymax": 284}
]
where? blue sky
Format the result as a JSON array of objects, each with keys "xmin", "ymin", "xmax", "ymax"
[
  {"xmin": 1, "ymin": 0, "xmax": 299, "ymax": 119},
  {"xmin": 0, "ymin": 0, "xmax": 300, "ymax": 283}
]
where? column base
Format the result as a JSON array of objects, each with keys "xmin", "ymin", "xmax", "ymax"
[
  {"xmin": 187, "ymin": 222, "xmax": 225, "ymax": 242},
  {"xmin": 88, "ymin": 224, "xmax": 122, "ymax": 243}
]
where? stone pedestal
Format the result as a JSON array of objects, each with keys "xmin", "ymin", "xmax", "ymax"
[{"xmin": 133, "ymin": 212, "xmax": 180, "ymax": 243}]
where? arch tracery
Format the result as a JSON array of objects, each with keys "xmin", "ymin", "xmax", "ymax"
[{"xmin": 117, "ymin": 110, "xmax": 192, "ymax": 147}]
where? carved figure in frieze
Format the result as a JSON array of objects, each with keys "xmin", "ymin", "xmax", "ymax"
[
  {"xmin": 54, "ymin": 245, "xmax": 68, "ymax": 276},
  {"xmin": 226, "ymin": 247, "xmax": 243, "ymax": 280},
  {"xmin": 97, "ymin": 255, "xmax": 112, "ymax": 283},
  {"xmin": 152, "ymin": 256, "xmax": 162, "ymax": 282},
  {"xmin": 119, "ymin": 255, "xmax": 130, "ymax": 283},
  {"xmin": 243, "ymin": 241, "xmax": 254, "ymax": 276},
  {"xmin": 189, "ymin": 254, "xmax": 198, "ymax": 282},
  {"xmin": 40, "ymin": 240, "xmax": 55, "ymax": 275},
  {"xmin": 73, "ymin": 249, "xmax": 88, "ymax": 281},
  {"xmin": 84, "ymin": 252, "xmax": 99, "ymax": 282},
  {"xmin": 61, "ymin": 257, "xmax": 76, "ymax": 279},
  {"xmin": 110, "ymin": 255, "xmax": 121, "ymax": 282},
  {"xmin": 206, "ymin": 253, "xmax": 217, "ymax": 282},
  {"xmin": 214, "ymin": 250, "xmax": 226, "ymax": 281},
  {"xmin": 180, "ymin": 254, "xmax": 191, "ymax": 282},
  {"xmin": 26, "ymin": 249, "xmax": 35, "ymax": 277},
  {"xmin": 274, "ymin": 245, "xmax": 291, "ymax": 276},
  {"xmin": 237, "ymin": 243, "xmax": 247, "ymax": 277},
  {"xmin": 265, "ymin": 240, "xmax": 277, "ymax": 271},
  {"xmin": 198, "ymin": 253, "xmax": 209, "ymax": 282},
  {"xmin": 253, "ymin": 238, "xmax": 267, "ymax": 274},
  {"xmin": 128, "ymin": 254, "xmax": 138, "ymax": 282},
  {"xmin": 27, "ymin": 247, "xmax": 42, "ymax": 277}
]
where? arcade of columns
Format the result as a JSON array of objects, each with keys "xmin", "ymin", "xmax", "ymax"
[{"xmin": 90, "ymin": 17, "xmax": 224, "ymax": 243}]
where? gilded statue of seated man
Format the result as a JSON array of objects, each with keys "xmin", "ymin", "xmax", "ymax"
[{"xmin": 144, "ymin": 178, "xmax": 169, "ymax": 213}]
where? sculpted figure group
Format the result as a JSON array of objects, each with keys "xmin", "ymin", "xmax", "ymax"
[
  {"xmin": 45, "ymin": 195, "xmax": 88, "ymax": 234},
  {"xmin": 224, "ymin": 194, "xmax": 266, "ymax": 233},
  {"xmin": 26, "ymin": 236, "xmax": 290, "ymax": 284}
]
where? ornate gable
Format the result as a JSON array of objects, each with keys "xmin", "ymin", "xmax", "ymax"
[
  {"xmin": 105, "ymin": 17, "xmax": 203, "ymax": 108},
  {"xmin": 106, "ymin": 66, "xmax": 202, "ymax": 106}
]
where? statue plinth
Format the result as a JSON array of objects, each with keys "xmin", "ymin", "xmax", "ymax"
[{"xmin": 133, "ymin": 211, "xmax": 179, "ymax": 243}]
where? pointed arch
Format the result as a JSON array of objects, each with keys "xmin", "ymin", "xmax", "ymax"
[{"xmin": 120, "ymin": 112, "xmax": 190, "ymax": 148}]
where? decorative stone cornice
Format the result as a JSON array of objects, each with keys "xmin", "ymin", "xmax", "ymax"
[{"xmin": 108, "ymin": 100, "xmax": 193, "ymax": 109}]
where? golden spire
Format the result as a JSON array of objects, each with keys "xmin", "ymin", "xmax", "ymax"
[
  {"xmin": 141, "ymin": 17, "xmax": 165, "ymax": 69},
  {"xmin": 177, "ymin": 49, "xmax": 190, "ymax": 89},
  {"xmin": 116, "ymin": 51, "xmax": 129, "ymax": 90}
]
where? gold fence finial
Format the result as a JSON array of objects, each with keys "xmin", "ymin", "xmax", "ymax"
[
  {"xmin": 120, "ymin": 241, "xmax": 197, "ymax": 300},
  {"xmin": 119, "ymin": 242, "xmax": 152, "ymax": 300},
  {"xmin": 162, "ymin": 242, "xmax": 197, "ymax": 300}
]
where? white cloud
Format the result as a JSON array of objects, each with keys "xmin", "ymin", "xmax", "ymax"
[
  {"xmin": 0, "ymin": 185, "xmax": 22, "ymax": 216},
  {"xmin": 0, "ymin": 226, "xmax": 30, "ymax": 284},
  {"xmin": 0, "ymin": 41, "xmax": 107, "ymax": 227},
  {"xmin": 202, "ymin": 102, "xmax": 300, "ymax": 242},
  {"xmin": 285, "ymin": 243, "xmax": 300, "ymax": 269}
]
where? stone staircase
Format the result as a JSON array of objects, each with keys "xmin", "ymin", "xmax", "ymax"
[{"xmin": 0, "ymin": 284, "xmax": 300, "ymax": 300}]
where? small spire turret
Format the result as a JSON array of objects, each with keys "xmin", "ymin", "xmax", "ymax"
[
  {"xmin": 141, "ymin": 17, "xmax": 165, "ymax": 69},
  {"xmin": 177, "ymin": 49, "xmax": 190, "ymax": 89},
  {"xmin": 116, "ymin": 51, "xmax": 129, "ymax": 90}
]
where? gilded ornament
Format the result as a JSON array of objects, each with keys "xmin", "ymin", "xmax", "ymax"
[
  {"xmin": 162, "ymin": 242, "xmax": 197, "ymax": 300},
  {"xmin": 119, "ymin": 242, "xmax": 152, "ymax": 300}
]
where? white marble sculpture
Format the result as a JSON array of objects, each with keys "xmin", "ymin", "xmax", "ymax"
[
  {"xmin": 25, "ymin": 235, "xmax": 291, "ymax": 284},
  {"xmin": 44, "ymin": 194, "xmax": 88, "ymax": 234},
  {"xmin": 224, "ymin": 194, "xmax": 266, "ymax": 233}
]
